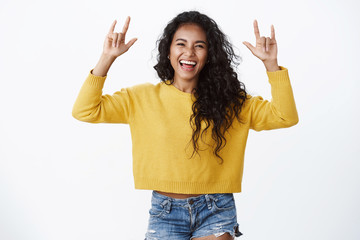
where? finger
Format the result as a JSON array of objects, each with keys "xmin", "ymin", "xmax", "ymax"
[
  {"xmin": 271, "ymin": 24, "xmax": 275, "ymax": 40},
  {"xmin": 242, "ymin": 41, "xmax": 256, "ymax": 54},
  {"xmin": 108, "ymin": 20, "xmax": 117, "ymax": 35},
  {"xmin": 112, "ymin": 33, "xmax": 118, "ymax": 48},
  {"xmin": 259, "ymin": 36, "xmax": 266, "ymax": 52},
  {"xmin": 122, "ymin": 16, "xmax": 130, "ymax": 36},
  {"xmin": 116, "ymin": 33, "xmax": 122, "ymax": 47},
  {"xmin": 119, "ymin": 32, "xmax": 125, "ymax": 43},
  {"xmin": 117, "ymin": 32, "xmax": 125, "ymax": 47},
  {"xmin": 265, "ymin": 37, "xmax": 270, "ymax": 52},
  {"xmin": 253, "ymin": 19, "xmax": 260, "ymax": 40},
  {"xmin": 125, "ymin": 38, "xmax": 138, "ymax": 49}
]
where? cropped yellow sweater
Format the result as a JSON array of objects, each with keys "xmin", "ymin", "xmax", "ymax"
[{"xmin": 72, "ymin": 66, "xmax": 298, "ymax": 194}]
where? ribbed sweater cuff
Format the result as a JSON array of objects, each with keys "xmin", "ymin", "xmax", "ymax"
[
  {"xmin": 84, "ymin": 68, "xmax": 107, "ymax": 89},
  {"xmin": 266, "ymin": 65, "xmax": 290, "ymax": 85}
]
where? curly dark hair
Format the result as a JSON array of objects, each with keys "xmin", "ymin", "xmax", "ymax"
[{"xmin": 154, "ymin": 11, "xmax": 248, "ymax": 164}]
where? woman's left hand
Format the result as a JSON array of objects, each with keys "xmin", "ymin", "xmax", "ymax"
[{"xmin": 242, "ymin": 20, "xmax": 278, "ymax": 64}]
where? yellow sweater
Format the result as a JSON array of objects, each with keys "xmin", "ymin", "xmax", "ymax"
[{"xmin": 72, "ymin": 66, "xmax": 298, "ymax": 194}]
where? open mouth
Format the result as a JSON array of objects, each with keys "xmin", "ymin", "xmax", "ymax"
[{"xmin": 179, "ymin": 60, "xmax": 197, "ymax": 71}]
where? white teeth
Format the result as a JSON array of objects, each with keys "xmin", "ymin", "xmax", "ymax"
[{"xmin": 180, "ymin": 60, "xmax": 196, "ymax": 65}]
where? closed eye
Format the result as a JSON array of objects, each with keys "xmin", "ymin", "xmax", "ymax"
[{"xmin": 176, "ymin": 43, "xmax": 205, "ymax": 48}]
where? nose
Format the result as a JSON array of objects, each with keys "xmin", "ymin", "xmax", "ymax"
[{"xmin": 184, "ymin": 46, "xmax": 195, "ymax": 56}]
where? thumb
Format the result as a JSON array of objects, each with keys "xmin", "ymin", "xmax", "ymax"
[
  {"xmin": 126, "ymin": 38, "xmax": 138, "ymax": 49},
  {"xmin": 242, "ymin": 41, "xmax": 255, "ymax": 54}
]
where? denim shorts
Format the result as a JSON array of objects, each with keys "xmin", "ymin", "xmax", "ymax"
[{"xmin": 144, "ymin": 190, "xmax": 243, "ymax": 240}]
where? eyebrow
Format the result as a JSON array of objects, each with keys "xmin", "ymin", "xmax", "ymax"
[{"xmin": 175, "ymin": 38, "xmax": 207, "ymax": 45}]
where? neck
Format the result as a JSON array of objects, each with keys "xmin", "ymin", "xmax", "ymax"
[{"xmin": 172, "ymin": 78, "xmax": 197, "ymax": 94}]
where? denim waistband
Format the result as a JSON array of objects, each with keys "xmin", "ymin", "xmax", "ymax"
[{"xmin": 152, "ymin": 190, "xmax": 233, "ymax": 209}]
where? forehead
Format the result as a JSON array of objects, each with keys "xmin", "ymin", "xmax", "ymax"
[{"xmin": 173, "ymin": 23, "xmax": 207, "ymax": 41}]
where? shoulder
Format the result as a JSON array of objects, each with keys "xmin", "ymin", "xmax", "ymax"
[
  {"xmin": 128, "ymin": 82, "xmax": 154, "ymax": 90},
  {"xmin": 124, "ymin": 82, "xmax": 156, "ymax": 93},
  {"xmin": 123, "ymin": 82, "xmax": 163, "ymax": 99},
  {"xmin": 241, "ymin": 93, "xmax": 265, "ymax": 113}
]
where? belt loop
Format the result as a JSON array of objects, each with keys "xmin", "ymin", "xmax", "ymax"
[
  {"xmin": 205, "ymin": 194, "xmax": 212, "ymax": 210},
  {"xmin": 160, "ymin": 199, "xmax": 172, "ymax": 213}
]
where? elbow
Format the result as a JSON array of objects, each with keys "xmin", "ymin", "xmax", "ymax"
[
  {"xmin": 72, "ymin": 108, "xmax": 92, "ymax": 122},
  {"xmin": 72, "ymin": 108, "xmax": 100, "ymax": 123},
  {"xmin": 292, "ymin": 111, "xmax": 300, "ymax": 126},
  {"xmin": 281, "ymin": 107, "xmax": 299, "ymax": 127},
  {"xmin": 72, "ymin": 112, "xmax": 80, "ymax": 121},
  {"xmin": 293, "ymin": 115, "xmax": 299, "ymax": 126},
  {"xmin": 289, "ymin": 119, "xmax": 299, "ymax": 127},
  {"xmin": 285, "ymin": 114, "xmax": 299, "ymax": 127},
  {"xmin": 72, "ymin": 109, "xmax": 84, "ymax": 121}
]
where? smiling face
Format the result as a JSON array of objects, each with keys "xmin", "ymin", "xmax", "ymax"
[{"xmin": 169, "ymin": 23, "xmax": 208, "ymax": 85}]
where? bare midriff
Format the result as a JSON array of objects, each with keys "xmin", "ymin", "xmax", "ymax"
[{"xmin": 155, "ymin": 191, "xmax": 203, "ymax": 199}]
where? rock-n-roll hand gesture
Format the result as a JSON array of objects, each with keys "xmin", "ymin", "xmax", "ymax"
[
  {"xmin": 103, "ymin": 16, "xmax": 138, "ymax": 58},
  {"xmin": 242, "ymin": 20, "xmax": 280, "ymax": 72}
]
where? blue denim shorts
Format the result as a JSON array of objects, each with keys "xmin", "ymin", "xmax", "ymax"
[{"xmin": 144, "ymin": 190, "xmax": 243, "ymax": 239}]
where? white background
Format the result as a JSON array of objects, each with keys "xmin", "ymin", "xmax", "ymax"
[{"xmin": 0, "ymin": 0, "xmax": 359, "ymax": 239}]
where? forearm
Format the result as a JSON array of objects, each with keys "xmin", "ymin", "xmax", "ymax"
[
  {"xmin": 72, "ymin": 72, "xmax": 106, "ymax": 122},
  {"xmin": 92, "ymin": 53, "xmax": 117, "ymax": 77},
  {"xmin": 72, "ymin": 59, "xmax": 131, "ymax": 124},
  {"xmin": 267, "ymin": 66, "xmax": 299, "ymax": 126}
]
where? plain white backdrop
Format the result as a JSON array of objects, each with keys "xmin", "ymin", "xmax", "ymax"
[{"xmin": 0, "ymin": 0, "xmax": 359, "ymax": 239}]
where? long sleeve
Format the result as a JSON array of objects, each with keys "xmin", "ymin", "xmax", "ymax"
[
  {"xmin": 249, "ymin": 66, "xmax": 299, "ymax": 131},
  {"xmin": 72, "ymin": 69, "xmax": 131, "ymax": 124}
]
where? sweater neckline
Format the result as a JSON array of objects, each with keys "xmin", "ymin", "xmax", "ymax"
[{"xmin": 164, "ymin": 80, "xmax": 195, "ymax": 98}]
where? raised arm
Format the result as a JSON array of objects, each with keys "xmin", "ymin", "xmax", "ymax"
[
  {"xmin": 72, "ymin": 17, "xmax": 137, "ymax": 124},
  {"xmin": 242, "ymin": 20, "xmax": 299, "ymax": 131},
  {"xmin": 247, "ymin": 66, "xmax": 299, "ymax": 131}
]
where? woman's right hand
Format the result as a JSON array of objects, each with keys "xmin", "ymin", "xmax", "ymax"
[{"xmin": 103, "ymin": 16, "xmax": 137, "ymax": 58}]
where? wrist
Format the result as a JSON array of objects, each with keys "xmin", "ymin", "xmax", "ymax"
[
  {"xmin": 263, "ymin": 59, "xmax": 280, "ymax": 72},
  {"xmin": 92, "ymin": 53, "xmax": 116, "ymax": 77},
  {"xmin": 101, "ymin": 53, "xmax": 117, "ymax": 62}
]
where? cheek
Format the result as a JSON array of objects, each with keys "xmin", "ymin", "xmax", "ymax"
[
  {"xmin": 170, "ymin": 50, "xmax": 182, "ymax": 67},
  {"xmin": 199, "ymin": 53, "xmax": 208, "ymax": 66},
  {"xmin": 203, "ymin": 52, "xmax": 208, "ymax": 61},
  {"xmin": 170, "ymin": 60, "xmax": 177, "ymax": 69},
  {"xmin": 197, "ymin": 50, "xmax": 208, "ymax": 62},
  {"xmin": 169, "ymin": 57, "xmax": 179, "ymax": 71},
  {"xmin": 170, "ymin": 48, "xmax": 181, "ymax": 57}
]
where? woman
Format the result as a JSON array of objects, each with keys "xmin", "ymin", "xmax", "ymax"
[{"xmin": 72, "ymin": 11, "xmax": 298, "ymax": 240}]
